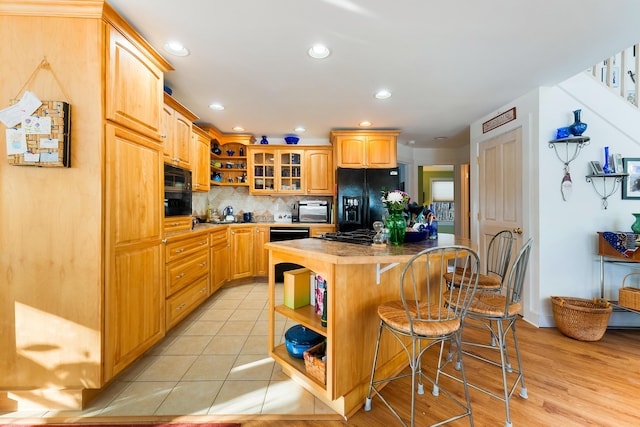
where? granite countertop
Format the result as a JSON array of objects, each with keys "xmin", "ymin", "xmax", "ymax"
[{"xmin": 265, "ymin": 234, "xmax": 471, "ymax": 265}]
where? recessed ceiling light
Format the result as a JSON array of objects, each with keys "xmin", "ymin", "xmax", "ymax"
[
  {"xmin": 294, "ymin": 126, "xmax": 306, "ymax": 132},
  {"xmin": 375, "ymin": 90, "xmax": 392, "ymax": 99},
  {"xmin": 308, "ymin": 44, "xmax": 331, "ymax": 59},
  {"xmin": 434, "ymin": 136, "xmax": 448, "ymax": 140},
  {"xmin": 208, "ymin": 103, "xmax": 224, "ymax": 111},
  {"xmin": 408, "ymin": 140, "xmax": 415, "ymax": 144},
  {"xmin": 232, "ymin": 126, "xmax": 245, "ymax": 132},
  {"xmin": 163, "ymin": 41, "xmax": 190, "ymax": 57},
  {"xmin": 359, "ymin": 121, "xmax": 372, "ymax": 127}
]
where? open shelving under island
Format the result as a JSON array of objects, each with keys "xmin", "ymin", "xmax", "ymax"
[{"xmin": 265, "ymin": 234, "xmax": 471, "ymax": 418}]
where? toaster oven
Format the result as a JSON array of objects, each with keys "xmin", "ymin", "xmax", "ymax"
[{"xmin": 292, "ymin": 200, "xmax": 331, "ymax": 223}]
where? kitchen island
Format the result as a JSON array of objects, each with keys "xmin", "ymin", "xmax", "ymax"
[{"xmin": 265, "ymin": 234, "xmax": 472, "ymax": 418}]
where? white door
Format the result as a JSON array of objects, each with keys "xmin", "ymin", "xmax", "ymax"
[{"xmin": 478, "ymin": 128, "xmax": 524, "ymax": 264}]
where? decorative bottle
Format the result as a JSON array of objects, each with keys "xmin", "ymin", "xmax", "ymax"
[
  {"xmin": 568, "ymin": 109, "xmax": 588, "ymax": 136},
  {"xmin": 260, "ymin": 135, "xmax": 269, "ymax": 144}
]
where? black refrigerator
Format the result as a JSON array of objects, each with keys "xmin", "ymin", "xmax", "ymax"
[{"xmin": 336, "ymin": 167, "xmax": 400, "ymax": 232}]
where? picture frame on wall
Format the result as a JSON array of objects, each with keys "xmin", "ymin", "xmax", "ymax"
[{"xmin": 622, "ymin": 157, "xmax": 640, "ymax": 199}]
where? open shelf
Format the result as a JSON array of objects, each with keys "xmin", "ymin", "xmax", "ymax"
[
  {"xmin": 275, "ymin": 304, "xmax": 326, "ymax": 336},
  {"xmin": 272, "ymin": 344, "xmax": 327, "ymax": 390}
]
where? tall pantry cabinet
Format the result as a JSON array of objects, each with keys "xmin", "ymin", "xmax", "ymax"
[{"xmin": 0, "ymin": 1, "xmax": 172, "ymax": 410}]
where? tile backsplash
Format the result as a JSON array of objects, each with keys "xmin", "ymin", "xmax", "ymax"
[{"xmin": 193, "ymin": 187, "xmax": 332, "ymax": 222}]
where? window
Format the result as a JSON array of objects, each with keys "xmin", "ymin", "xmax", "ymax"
[{"xmin": 431, "ymin": 180, "xmax": 454, "ymax": 202}]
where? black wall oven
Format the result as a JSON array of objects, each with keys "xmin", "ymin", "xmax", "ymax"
[{"xmin": 164, "ymin": 164, "xmax": 192, "ymax": 217}]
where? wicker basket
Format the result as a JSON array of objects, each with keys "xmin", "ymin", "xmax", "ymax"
[
  {"xmin": 619, "ymin": 273, "xmax": 640, "ymax": 311},
  {"xmin": 550, "ymin": 296, "xmax": 612, "ymax": 341},
  {"xmin": 303, "ymin": 341, "xmax": 326, "ymax": 385}
]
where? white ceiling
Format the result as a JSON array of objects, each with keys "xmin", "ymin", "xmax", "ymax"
[{"xmin": 106, "ymin": 0, "xmax": 640, "ymax": 148}]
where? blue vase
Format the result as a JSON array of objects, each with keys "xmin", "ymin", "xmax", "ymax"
[
  {"xmin": 603, "ymin": 146, "xmax": 612, "ymax": 174},
  {"xmin": 260, "ymin": 135, "xmax": 269, "ymax": 144},
  {"xmin": 569, "ymin": 109, "xmax": 587, "ymax": 136}
]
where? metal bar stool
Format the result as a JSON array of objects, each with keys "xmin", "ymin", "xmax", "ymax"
[
  {"xmin": 444, "ymin": 230, "xmax": 514, "ymax": 292},
  {"xmin": 364, "ymin": 245, "xmax": 480, "ymax": 427},
  {"xmin": 443, "ymin": 238, "xmax": 533, "ymax": 427}
]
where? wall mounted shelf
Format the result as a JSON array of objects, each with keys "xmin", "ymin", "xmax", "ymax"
[
  {"xmin": 548, "ymin": 136, "xmax": 591, "ymax": 171},
  {"xmin": 585, "ymin": 173, "xmax": 627, "ymax": 209}
]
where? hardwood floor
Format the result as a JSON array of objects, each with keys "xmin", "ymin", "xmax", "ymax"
[{"xmin": 243, "ymin": 319, "xmax": 640, "ymax": 427}]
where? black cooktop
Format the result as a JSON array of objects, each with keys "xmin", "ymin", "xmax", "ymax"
[{"xmin": 316, "ymin": 229, "xmax": 376, "ymax": 245}]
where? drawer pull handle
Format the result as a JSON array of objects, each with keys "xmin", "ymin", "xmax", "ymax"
[
  {"xmin": 199, "ymin": 241, "xmax": 207, "ymax": 245},
  {"xmin": 175, "ymin": 248, "xmax": 185, "ymax": 253},
  {"xmin": 199, "ymin": 262, "xmax": 206, "ymax": 267},
  {"xmin": 176, "ymin": 273, "xmax": 186, "ymax": 279}
]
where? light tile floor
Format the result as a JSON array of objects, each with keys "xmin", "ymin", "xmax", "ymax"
[{"xmin": 1, "ymin": 282, "xmax": 338, "ymax": 420}]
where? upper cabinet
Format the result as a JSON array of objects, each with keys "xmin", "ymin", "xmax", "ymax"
[
  {"xmin": 106, "ymin": 25, "xmax": 164, "ymax": 140},
  {"xmin": 248, "ymin": 146, "xmax": 305, "ymax": 195},
  {"xmin": 331, "ymin": 130, "xmax": 400, "ymax": 168},
  {"xmin": 305, "ymin": 148, "xmax": 334, "ymax": 195},
  {"xmin": 162, "ymin": 93, "xmax": 198, "ymax": 169},
  {"xmin": 247, "ymin": 145, "xmax": 334, "ymax": 195},
  {"xmin": 192, "ymin": 125, "xmax": 211, "ymax": 192}
]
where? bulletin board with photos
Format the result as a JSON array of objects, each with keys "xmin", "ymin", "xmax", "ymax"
[{"xmin": 6, "ymin": 100, "xmax": 71, "ymax": 167}]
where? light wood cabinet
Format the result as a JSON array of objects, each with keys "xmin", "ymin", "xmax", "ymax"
[
  {"xmin": 106, "ymin": 25, "xmax": 164, "ymax": 140},
  {"xmin": 331, "ymin": 130, "xmax": 400, "ymax": 168},
  {"xmin": 248, "ymin": 146, "xmax": 334, "ymax": 195},
  {"xmin": 164, "ymin": 232, "xmax": 210, "ymax": 329},
  {"xmin": 104, "ymin": 124, "xmax": 165, "ymax": 379},
  {"xmin": 163, "ymin": 93, "xmax": 197, "ymax": 169},
  {"xmin": 254, "ymin": 225, "xmax": 270, "ymax": 276},
  {"xmin": 305, "ymin": 148, "xmax": 334, "ymax": 195},
  {"xmin": 210, "ymin": 227, "xmax": 230, "ymax": 293},
  {"xmin": 192, "ymin": 125, "xmax": 212, "ymax": 192},
  {"xmin": 248, "ymin": 147, "xmax": 306, "ymax": 194},
  {"xmin": 230, "ymin": 226, "xmax": 254, "ymax": 279}
]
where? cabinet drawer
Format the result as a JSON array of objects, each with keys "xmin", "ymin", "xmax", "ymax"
[
  {"xmin": 210, "ymin": 228, "xmax": 228, "ymax": 247},
  {"xmin": 164, "ymin": 217, "xmax": 192, "ymax": 234},
  {"xmin": 166, "ymin": 275, "xmax": 209, "ymax": 329},
  {"xmin": 165, "ymin": 234, "xmax": 209, "ymax": 262},
  {"xmin": 166, "ymin": 251, "xmax": 209, "ymax": 296}
]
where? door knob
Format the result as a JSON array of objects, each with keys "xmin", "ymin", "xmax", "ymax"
[{"xmin": 512, "ymin": 227, "xmax": 523, "ymax": 234}]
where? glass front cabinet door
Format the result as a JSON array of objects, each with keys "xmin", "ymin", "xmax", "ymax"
[
  {"xmin": 278, "ymin": 150, "xmax": 304, "ymax": 193},
  {"xmin": 250, "ymin": 149, "xmax": 276, "ymax": 193}
]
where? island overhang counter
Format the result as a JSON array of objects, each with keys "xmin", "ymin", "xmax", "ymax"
[{"xmin": 265, "ymin": 234, "xmax": 472, "ymax": 418}]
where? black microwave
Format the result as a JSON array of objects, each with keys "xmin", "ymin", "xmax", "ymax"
[{"xmin": 164, "ymin": 164, "xmax": 192, "ymax": 217}]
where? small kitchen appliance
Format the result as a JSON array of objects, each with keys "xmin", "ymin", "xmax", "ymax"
[
  {"xmin": 223, "ymin": 205, "xmax": 234, "ymax": 222},
  {"xmin": 292, "ymin": 200, "xmax": 331, "ymax": 223}
]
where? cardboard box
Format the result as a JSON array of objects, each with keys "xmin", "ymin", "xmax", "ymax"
[{"xmin": 284, "ymin": 268, "xmax": 311, "ymax": 309}]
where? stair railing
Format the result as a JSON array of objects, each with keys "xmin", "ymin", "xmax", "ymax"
[{"xmin": 590, "ymin": 43, "xmax": 639, "ymax": 109}]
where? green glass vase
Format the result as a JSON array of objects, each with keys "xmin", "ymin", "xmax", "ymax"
[
  {"xmin": 386, "ymin": 208, "xmax": 406, "ymax": 245},
  {"xmin": 631, "ymin": 213, "xmax": 640, "ymax": 234}
]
